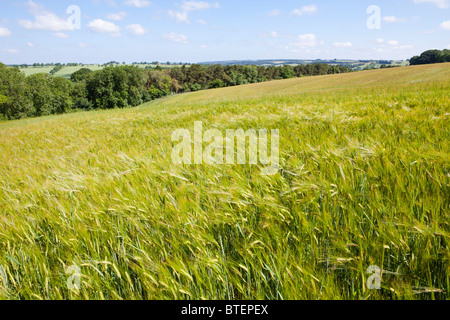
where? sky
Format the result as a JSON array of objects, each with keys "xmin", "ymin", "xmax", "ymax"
[{"xmin": 0, "ymin": 0, "xmax": 449, "ymax": 64}]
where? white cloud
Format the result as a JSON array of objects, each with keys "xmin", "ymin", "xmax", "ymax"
[
  {"xmin": 413, "ymin": 0, "xmax": 449, "ymax": 9},
  {"xmin": 291, "ymin": 33, "xmax": 323, "ymax": 48},
  {"xmin": 333, "ymin": 41, "xmax": 353, "ymax": 48},
  {"xmin": 181, "ymin": 1, "xmax": 219, "ymax": 11},
  {"xmin": 169, "ymin": 1, "xmax": 220, "ymax": 24},
  {"xmin": 2, "ymin": 48, "xmax": 19, "ymax": 54},
  {"xmin": 200, "ymin": 44, "xmax": 207, "ymax": 48},
  {"xmin": 123, "ymin": 0, "xmax": 152, "ymax": 8},
  {"xmin": 107, "ymin": 12, "xmax": 127, "ymax": 21},
  {"xmin": 440, "ymin": 20, "xmax": 450, "ymax": 30},
  {"xmin": 376, "ymin": 39, "xmax": 413, "ymax": 52},
  {"xmin": 19, "ymin": 0, "xmax": 73, "ymax": 31},
  {"xmin": 79, "ymin": 42, "xmax": 90, "ymax": 48},
  {"xmin": 268, "ymin": 9, "xmax": 281, "ymax": 16},
  {"xmin": 197, "ymin": 19, "xmax": 208, "ymax": 25},
  {"xmin": 92, "ymin": 0, "xmax": 117, "ymax": 6},
  {"xmin": 27, "ymin": 42, "xmax": 34, "ymax": 47},
  {"xmin": 162, "ymin": 32, "xmax": 189, "ymax": 44},
  {"xmin": 126, "ymin": 24, "xmax": 148, "ymax": 35},
  {"xmin": 387, "ymin": 40, "xmax": 400, "ymax": 46},
  {"xmin": 53, "ymin": 32, "xmax": 69, "ymax": 38},
  {"xmin": 0, "ymin": 27, "xmax": 11, "ymax": 36},
  {"xmin": 87, "ymin": 19, "xmax": 121, "ymax": 37},
  {"xmin": 169, "ymin": 10, "xmax": 189, "ymax": 23},
  {"xmin": 376, "ymin": 38, "xmax": 385, "ymax": 43},
  {"xmin": 382, "ymin": 16, "xmax": 407, "ymax": 23},
  {"xmin": 292, "ymin": 5, "xmax": 318, "ymax": 16},
  {"xmin": 260, "ymin": 31, "xmax": 280, "ymax": 38}
]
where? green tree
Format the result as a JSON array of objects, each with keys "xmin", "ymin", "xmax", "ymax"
[
  {"xmin": 86, "ymin": 66, "xmax": 148, "ymax": 109},
  {"xmin": 0, "ymin": 63, "xmax": 34, "ymax": 119},
  {"xmin": 49, "ymin": 77, "xmax": 74, "ymax": 114},
  {"xmin": 26, "ymin": 73, "xmax": 54, "ymax": 116},
  {"xmin": 208, "ymin": 79, "xmax": 225, "ymax": 89},
  {"xmin": 71, "ymin": 68, "xmax": 93, "ymax": 82},
  {"xmin": 71, "ymin": 81, "xmax": 92, "ymax": 110},
  {"xmin": 281, "ymin": 66, "xmax": 295, "ymax": 79},
  {"xmin": 410, "ymin": 49, "xmax": 447, "ymax": 65}
]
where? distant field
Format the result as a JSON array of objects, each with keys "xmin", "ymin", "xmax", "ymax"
[
  {"xmin": 20, "ymin": 65, "xmax": 103, "ymax": 78},
  {"xmin": 135, "ymin": 64, "xmax": 183, "ymax": 69},
  {"xmin": 19, "ymin": 61, "xmax": 408, "ymax": 79},
  {"xmin": 0, "ymin": 64, "xmax": 448, "ymax": 300},
  {"xmin": 21, "ymin": 66, "xmax": 55, "ymax": 76},
  {"xmin": 200, "ymin": 59, "xmax": 410, "ymax": 70},
  {"xmin": 20, "ymin": 64, "xmax": 181, "ymax": 79},
  {"xmin": 53, "ymin": 65, "xmax": 104, "ymax": 79}
]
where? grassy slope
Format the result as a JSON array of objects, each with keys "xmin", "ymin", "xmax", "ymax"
[
  {"xmin": 20, "ymin": 66, "xmax": 55, "ymax": 76},
  {"xmin": 0, "ymin": 64, "xmax": 449, "ymax": 300},
  {"xmin": 21, "ymin": 65, "xmax": 103, "ymax": 78},
  {"xmin": 53, "ymin": 65, "xmax": 103, "ymax": 79},
  {"xmin": 21, "ymin": 64, "xmax": 178, "ymax": 78}
]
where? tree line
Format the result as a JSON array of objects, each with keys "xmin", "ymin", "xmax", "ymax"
[
  {"xmin": 409, "ymin": 49, "xmax": 450, "ymax": 66},
  {"xmin": 0, "ymin": 62, "xmax": 351, "ymax": 120}
]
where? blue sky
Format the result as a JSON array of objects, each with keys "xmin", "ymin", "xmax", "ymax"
[{"xmin": 0, "ymin": 0, "xmax": 449, "ymax": 64}]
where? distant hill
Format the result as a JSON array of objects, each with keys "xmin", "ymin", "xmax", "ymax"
[
  {"xmin": 16, "ymin": 63, "xmax": 181, "ymax": 79},
  {"xmin": 198, "ymin": 59, "xmax": 409, "ymax": 71},
  {"xmin": 14, "ymin": 60, "xmax": 409, "ymax": 79}
]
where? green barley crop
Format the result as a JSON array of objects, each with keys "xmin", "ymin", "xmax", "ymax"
[{"xmin": 0, "ymin": 63, "xmax": 448, "ymax": 300}]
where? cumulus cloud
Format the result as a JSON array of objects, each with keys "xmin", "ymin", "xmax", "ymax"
[
  {"xmin": 413, "ymin": 0, "xmax": 449, "ymax": 9},
  {"xmin": 387, "ymin": 40, "xmax": 400, "ymax": 46},
  {"xmin": 123, "ymin": 0, "xmax": 152, "ymax": 8},
  {"xmin": 162, "ymin": 32, "xmax": 189, "ymax": 44},
  {"xmin": 53, "ymin": 32, "xmax": 69, "ymax": 38},
  {"xmin": 333, "ymin": 41, "xmax": 353, "ymax": 48},
  {"xmin": 260, "ymin": 31, "xmax": 280, "ymax": 38},
  {"xmin": 169, "ymin": 1, "xmax": 220, "ymax": 24},
  {"xmin": 168, "ymin": 10, "xmax": 189, "ymax": 23},
  {"xmin": 2, "ymin": 48, "xmax": 19, "ymax": 54},
  {"xmin": 181, "ymin": 1, "xmax": 219, "ymax": 11},
  {"xmin": 87, "ymin": 19, "xmax": 121, "ymax": 37},
  {"xmin": 107, "ymin": 12, "xmax": 127, "ymax": 21},
  {"xmin": 376, "ymin": 39, "xmax": 413, "ymax": 53},
  {"xmin": 19, "ymin": 0, "xmax": 74, "ymax": 31},
  {"xmin": 382, "ymin": 16, "xmax": 407, "ymax": 23},
  {"xmin": 291, "ymin": 33, "xmax": 323, "ymax": 48},
  {"xmin": 292, "ymin": 5, "xmax": 318, "ymax": 16},
  {"xmin": 126, "ymin": 24, "xmax": 148, "ymax": 35},
  {"xmin": 440, "ymin": 20, "xmax": 450, "ymax": 30},
  {"xmin": 0, "ymin": 27, "xmax": 11, "ymax": 36},
  {"xmin": 92, "ymin": 0, "xmax": 117, "ymax": 6}
]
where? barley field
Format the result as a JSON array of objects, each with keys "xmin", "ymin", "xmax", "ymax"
[
  {"xmin": 0, "ymin": 63, "xmax": 448, "ymax": 300},
  {"xmin": 52, "ymin": 65, "xmax": 104, "ymax": 79},
  {"xmin": 20, "ymin": 66, "xmax": 55, "ymax": 77},
  {"xmin": 20, "ymin": 64, "xmax": 179, "ymax": 79}
]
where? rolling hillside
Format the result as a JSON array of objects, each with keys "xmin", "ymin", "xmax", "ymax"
[
  {"xmin": 199, "ymin": 59, "xmax": 409, "ymax": 71},
  {"xmin": 0, "ymin": 63, "xmax": 449, "ymax": 300},
  {"xmin": 19, "ymin": 64, "xmax": 182, "ymax": 79}
]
